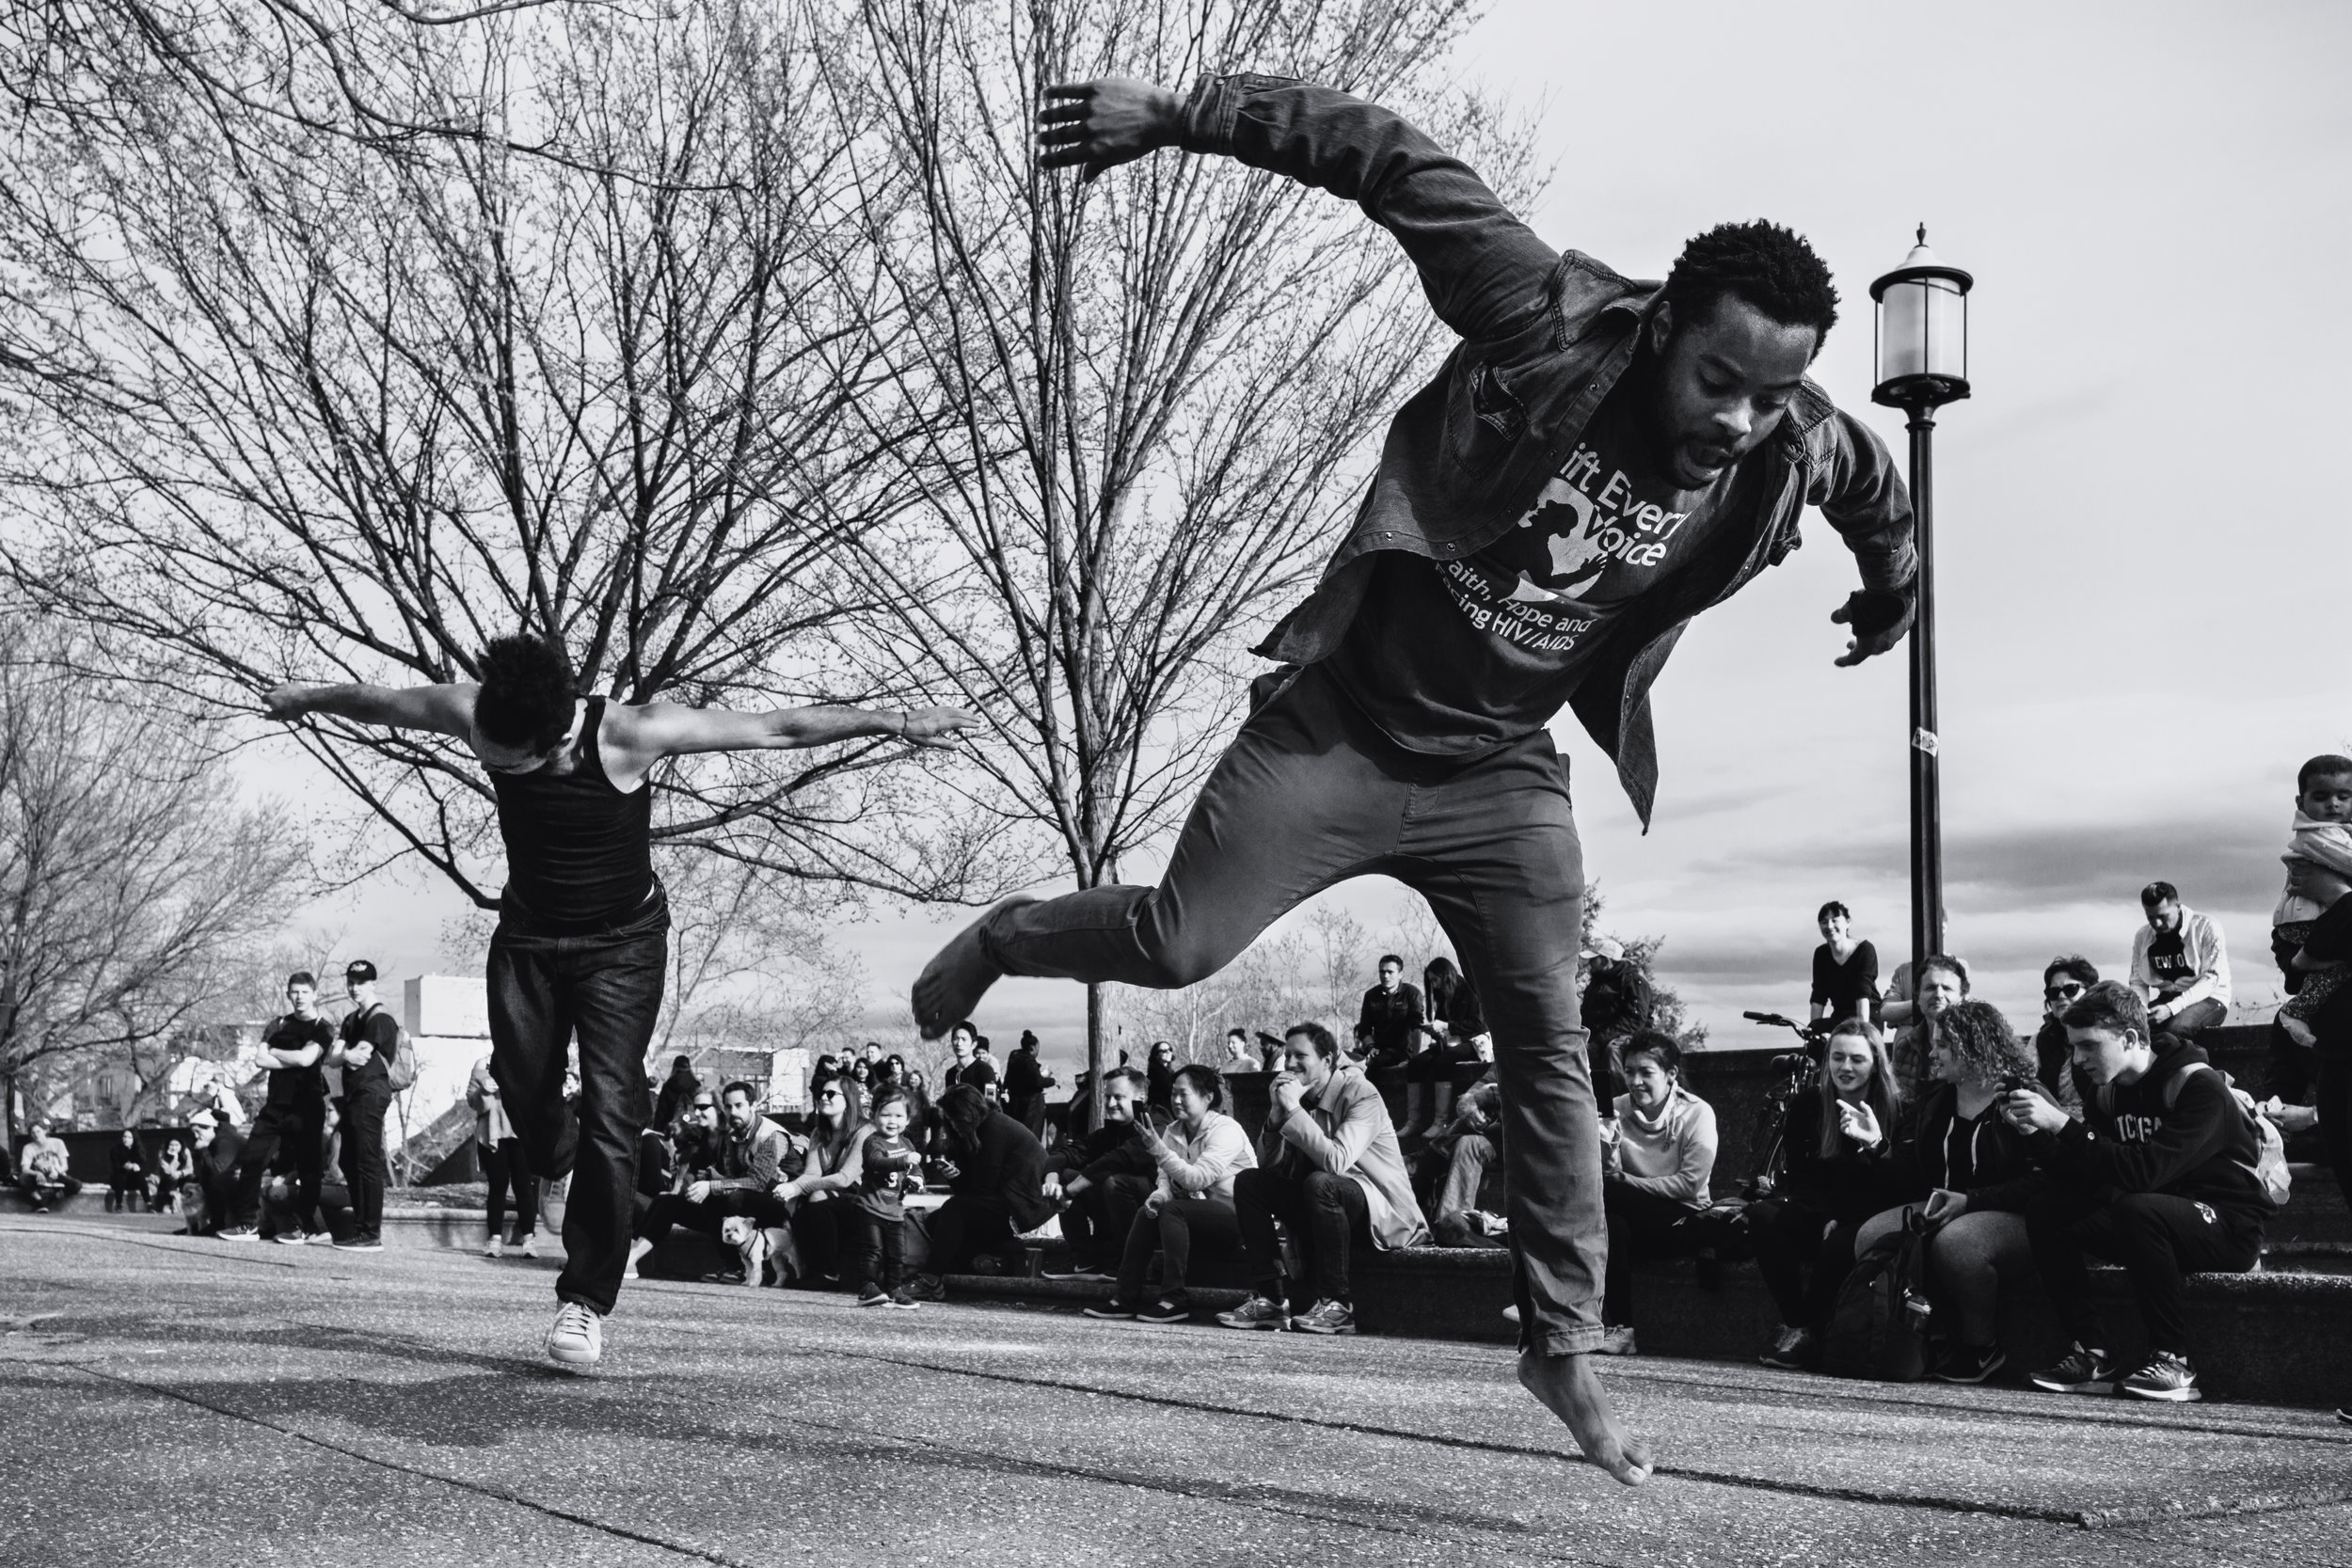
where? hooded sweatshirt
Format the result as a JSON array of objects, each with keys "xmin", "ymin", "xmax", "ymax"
[{"xmin": 2026, "ymin": 1037, "xmax": 2266, "ymax": 1226}]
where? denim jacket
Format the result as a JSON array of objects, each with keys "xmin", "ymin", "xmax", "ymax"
[{"xmin": 1178, "ymin": 76, "xmax": 1916, "ymax": 826}]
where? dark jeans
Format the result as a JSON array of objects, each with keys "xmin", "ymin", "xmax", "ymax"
[
  {"xmin": 846, "ymin": 1206, "xmax": 907, "ymax": 1294},
  {"xmin": 980, "ymin": 666, "xmax": 1604, "ymax": 1354},
  {"xmin": 1117, "ymin": 1196, "xmax": 1241, "ymax": 1297},
  {"xmin": 793, "ymin": 1198, "xmax": 845, "ymax": 1282},
  {"xmin": 242, "ymin": 1100, "xmax": 326, "ymax": 1235},
  {"xmin": 2316, "ymin": 1056, "xmax": 2352, "ymax": 1200},
  {"xmin": 338, "ymin": 1086, "xmax": 391, "ymax": 1241},
  {"xmin": 1012, "ymin": 1094, "xmax": 1048, "ymax": 1138},
  {"xmin": 2153, "ymin": 996, "xmax": 2226, "ymax": 1037},
  {"xmin": 488, "ymin": 887, "xmax": 670, "ymax": 1317},
  {"xmin": 482, "ymin": 1136, "xmax": 538, "ymax": 1241},
  {"xmin": 19, "ymin": 1174, "xmax": 79, "ymax": 1207},
  {"xmin": 2025, "ymin": 1187, "xmax": 2262, "ymax": 1357},
  {"xmin": 1062, "ymin": 1173, "xmax": 1152, "ymax": 1270},
  {"xmin": 924, "ymin": 1194, "xmax": 1016, "ymax": 1275},
  {"xmin": 1236, "ymin": 1165, "xmax": 1373, "ymax": 1307},
  {"xmin": 1601, "ymin": 1180, "xmax": 1705, "ymax": 1327},
  {"xmin": 1748, "ymin": 1196, "xmax": 1865, "ymax": 1329}
]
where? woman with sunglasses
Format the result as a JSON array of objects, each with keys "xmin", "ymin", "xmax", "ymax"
[
  {"xmin": 772, "ymin": 1078, "xmax": 867, "ymax": 1286},
  {"xmin": 2028, "ymin": 958, "xmax": 2094, "ymax": 1119}
]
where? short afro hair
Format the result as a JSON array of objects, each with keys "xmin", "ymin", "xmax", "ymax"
[
  {"xmin": 474, "ymin": 633, "xmax": 577, "ymax": 752},
  {"xmin": 1661, "ymin": 220, "xmax": 1839, "ymax": 349}
]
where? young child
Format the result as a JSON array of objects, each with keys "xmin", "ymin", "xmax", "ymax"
[
  {"xmin": 849, "ymin": 1088, "xmax": 926, "ymax": 1308},
  {"xmin": 2273, "ymin": 754, "xmax": 2352, "ymax": 1046}
]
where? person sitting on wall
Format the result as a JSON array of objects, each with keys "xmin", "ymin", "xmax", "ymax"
[
  {"xmin": 2129, "ymin": 881, "xmax": 2232, "ymax": 1039},
  {"xmin": 1595, "ymin": 1033, "xmax": 1719, "ymax": 1357},
  {"xmin": 900, "ymin": 1085, "xmax": 1054, "ymax": 1300},
  {"xmin": 16, "ymin": 1122, "xmax": 80, "ymax": 1213},
  {"xmin": 1041, "ymin": 1067, "xmax": 1157, "ymax": 1281}
]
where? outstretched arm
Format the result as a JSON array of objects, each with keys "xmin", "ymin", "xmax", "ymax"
[
  {"xmin": 1039, "ymin": 76, "xmax": 1558, "ymax": 343},
  {"xmin": 264, "ymin": 681, "xmax": 478, "ymax": 739},
  {"xmin": 617, "ymin": 702, "xmax": 977, "ymax": 759}
]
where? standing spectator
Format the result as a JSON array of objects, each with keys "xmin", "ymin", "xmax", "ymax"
[
  {"xmin": 1005, "ymin": 1031, "xmax": 1055, "ymax": 1137},
  {"xmin": 1809, "ymin": 901, "xmax": 1880, "ymax": 1025},
  {"xmin": 846, "ymin": 1087, "xmax": 925, "ymax": 1307},
  {"xmin": 1223, "ymin": 1028, "xmax": 1258, "ymax": 1069},
  {"xmin": 1580, "ymin": 936, "xmax": 1652, "ymax": 1110},
  {"xmin": 16, "ymin": 1122, "xmax": 79, "ymax": 1212},
  {"xmin": 1596, "ymin": 1033, "xmax": 1719, "ymax": 1356},
  {"xmin": 2129, "ymin": 882, "xmax": 2231, "ymax": 1038},
  {"xmin": 2029, "ymin": 958, "xmax": 2096, "ymax": 1119},
  {"xmin": 902, "ymin": 1085, "xmax": 1053, "ymax": 1298},
  {"xmin": 154, "ymin": 1132, "xmax": 194, "ymax": 1215},
  {"xmin": 1888, "ymin": 954, "xmax": 1969, "ymax": 1104},
  {"xmin": 1856, "ymin": 1001, "xmax": 2048, "ymax": 1384},
  {"xmin": 1217, "ymin": 1022, "xmax": 1428, "ymax": 1336},
  {"xmin": 942, "ymin": 1022, "xmax": 996, "ymax": 1095},
  {"xmin": 651, "ymin": 1054, "xmax": 701, "ymax": 1135},
  {"xmin": 106, "ymin": 1131, "xmax": 147, "ymax": 1213},
  {"xmin": 1355, "ymin": 954, "xmax": 1425, "ymax": 1073},
  {"xmin": 470, "ymin": 1051, "xmax": 538, "ymax": 1259},
  {"xmin": 1145, "ymin": 1040, "xmax": 1178, "ymax": 1114},
  {"xmin": 776, "ymin": 1077, "xmax": 867, "ymax": 1286},
  {"xmin": 1089, "ymin": 1064, "xmax": 1257, "ymax": 1323},
  {"xmin": 182, "ymin": 1112, "xmax": 248, "ymax": 1236},
  {"xmin": 1041, "ymin": 1067, "xmax": 1156, "ymax": 1279},
  {"xmin": 2268, "ymin": 755, "xmax": 2352, "ymax": 1046},
  {"xmin": 1400, "ymin": 957, "xmax": 1486, "ymax": 1147},
  {"xmin": 237, "ymin": 973, "xmax": 337, "ymax": 1245},
  {"xmin": 1751, "ymin": 1019, "xmax": 1903, "ymax": 1369},
  {"xmin": 328, "ymin": 960, "xmax": 399, "ymax": 1253},
  {"xmin": 2009, "ymin": 981, "xmax": 2268, "ymax": 1402},
  {"xmin": 903, "ymin": 1069, "xmax": 934, "ymax": 1139}
]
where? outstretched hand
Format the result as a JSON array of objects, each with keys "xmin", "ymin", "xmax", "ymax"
[
  {"xmin": 1037, "ymin": 79, "xmax": 1183, "ymax": 180},
  {"xmin": 898, "ymin": 707, "xmax": 980, "ymax": 749},
  {"xmin": 1831, "ymin": 587, "xmax": 1915, "ymax": 667}
]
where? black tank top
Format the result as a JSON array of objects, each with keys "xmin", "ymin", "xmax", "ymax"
[{"xmin": 490, "ymin": 697, "xmax": 655, "ymax": 930}]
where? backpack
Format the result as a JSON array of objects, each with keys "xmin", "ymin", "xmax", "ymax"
[
  {"xmin": 2095, "ymin": 1062, "xmax": 2289, "ymax": 1210},
  {"xmin": 363, "ymin": 1004, "xmax": 420, "ymax": 1095},
  {"xmin": 1820, "ymin": 1212, "xmax": 1934, "ymax": 1383}
]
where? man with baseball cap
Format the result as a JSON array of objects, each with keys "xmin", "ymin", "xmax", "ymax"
[
  {"xmin": 328, "ymin": 960, "xmax": 399, "ymax": 1251},
  {"xmin": 1579, "ymin": 936, "xmax": 1651, "ymax": 1112}
]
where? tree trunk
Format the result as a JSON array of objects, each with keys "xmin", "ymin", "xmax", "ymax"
[{"xmin": 1086, "ymin": 982, "xmax": 1104, "ymax": 1128}]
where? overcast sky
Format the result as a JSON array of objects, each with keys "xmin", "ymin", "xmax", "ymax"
[{"xmin": 294, "ymin": 1, "xmax": 2351, "ymax": 1071}]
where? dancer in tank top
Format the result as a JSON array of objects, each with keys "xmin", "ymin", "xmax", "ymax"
[{"xmin": 266, "ymin": 634, "xmax": 973, "ymax": 1369}]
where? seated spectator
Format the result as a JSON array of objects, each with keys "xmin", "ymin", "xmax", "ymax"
[
  {"xmin": 1400, "ymin": 958, "xmax": 1486, "ymax": 1147},
  {"xmin": 1581, "ymin": 936, "xmax": 1652, "ymax": 1111},
  {"xmin": 845, "ymin": 1087, "xmax": 926, "ymax": 1307},
  {"xmin": 1809, "ymin": 901, "xmax": 1880, "ymax": 1026},
  {"xmin": 1087, "ymin": 1065, "xmax": 1257, "ymax": 1323},
  {"xmin": 628, "ymin": 1082, "xmax": 802, "ymax": 1286},
  {"xmin": 620, "ymin": 1116, "xmax": 680, "ymax": 1281},
  {"xmin": 2029, "ymin": 957, "xmax": 2095, "ymax": 1118},
  {"xmin": 902, "ymin": 1085, "xmax": 1052, "ymax": 1299},
  {"xmin": 1597, "ymin": 1032, "xmax": 1719, "ymax": 1356},
  {"xmin": 1852, "ymin": 1000, "xmax": 2048, "ymax": 1383},
  {"xmin": 1426, "ymin": 1069, "xmax": 1507, "ymax": 1248},
  {"xmin": 2130, "ymin": 881, "xmax": 2231, "ymax": 1038},
  {"xmin": 1041, "ymin": 1067, "xmax": 1156, "ymax": 1280},
  {"xmin": 17, "ymin": 1122, "xmax": 80, "ymax": 1212},
  {"xmin": 1223, "ymin": 1028, "xmax": 1259, "ymax": 1069},
  {"xmin": 153, "ymin": 1132, "xmax": 194, "ymax": 1215},
  {"xmin": 106, "ymin": 1130, "xmax": 146, "ymax": 1213},
  {"xmin": 2007, "ymin": 981, "xmax": 2268, "ymax": 1403},
  {"xmin": 1216, "ymin": 1022, "xmax": 1428, "ymax": 1337},
  {"xmin": 181, "ymin": 1112, "xmax": 250, "ymax": 1237},
  {"xmin": 1751, "ymin": 1019, "xmax": 1904, "ymax": 1369},
  {"xmin": 775, "ymin": 1078, "xmax": 867, "ymax": 1286},
  {"xmin": 1888, "ymin": 953, "xmax": 1969, "ymax": 1104}
]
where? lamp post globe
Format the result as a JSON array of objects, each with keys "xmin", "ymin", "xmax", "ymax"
[{"xmin": 1869, "ymin": 226, "xmax": 1973, "ymax": 985}]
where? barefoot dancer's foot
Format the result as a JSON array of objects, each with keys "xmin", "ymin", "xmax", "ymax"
[
  {"xmin": 913, "ymin": 895, "xmax": 1036, "ymax": 1038},
  {"xmin": 1518, "ymin": 1349, "xmax": 1656, "ymax": 1486}
]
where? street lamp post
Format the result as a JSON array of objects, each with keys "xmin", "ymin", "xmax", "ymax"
[{"xmin": 1870, "ymin": 226, "xmax": 1973, "ymax": 986}]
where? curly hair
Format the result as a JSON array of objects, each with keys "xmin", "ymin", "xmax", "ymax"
[
  {"xmin": 1931, "ymin": 999, "xmax": 2034, "ymax": 1086},
  {"xmin": 474, "ymin": 633, "xmax": 578, "ymax": 752},
  {"xmin": 1661, "ymin": 220, "xmax": 1839, "ymax": 346}
]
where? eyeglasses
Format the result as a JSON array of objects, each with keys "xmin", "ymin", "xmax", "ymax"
[
  {"xmin": 818, "ymin": 1089, "xmax": 846, "ymax": 1101},
  {"xmin": 2043, "ymin": 984, "xmax": 2086, "ymax": 1001}
]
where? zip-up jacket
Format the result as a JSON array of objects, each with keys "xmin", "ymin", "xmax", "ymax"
[
  {"xmin": 1890, "ymin": 1083, "xmax": 2046, "ymax": 1213},
  {"xmin": 2025, "ymin": 1037, "xmax": 2267, "ymax": 1225},
  {"xmin": 1173, "ymin": 76, "xmax": 1915, "ymax": 826}
]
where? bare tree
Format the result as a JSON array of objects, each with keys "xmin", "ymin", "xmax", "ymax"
[
  {"xmin": 0, "ymin": 621, "xmax": 310, "ymax": 1146},
  {"xmin": 834, "ymin": 0, "xmax": 1532, "ymax": 1100},
  {"xmin": 0, "ymin": 0, "xmax": 997, "ymax": 912}
]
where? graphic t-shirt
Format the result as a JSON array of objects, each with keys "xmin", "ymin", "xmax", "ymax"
[
  {"xmin": 2145, "ymin": 929, "xmax": 2192, "ymax": 996},
  {"xmin": 262, "ymin": 1013, "xmax": 336, "ymax": 1107},
  {"xmin": 855, "ymin": 1131, "xmax": 922, "ymax": 1219},
  {"xmin": 1325, "ymin": 382, "xmax": 1758, "ymax": 755}
]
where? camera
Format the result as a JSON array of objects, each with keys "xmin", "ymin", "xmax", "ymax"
[{"xmin": 1995, "ymin": 1072, "xmax": 2036, "ymax": 1097}]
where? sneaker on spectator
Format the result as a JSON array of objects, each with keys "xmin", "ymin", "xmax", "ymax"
[
  {"xmin": 218, "ymin": 1226, "xmax": 259, "ymax": 1241},
  {"xmin": 1500, "ymin": 1304, "xmax": 1520, "ymax": 1326},
  {"xmin": 888, "ymin": 1287, "xmax": 921, "ymax": 1310},
  {"xmin": 545, "ymin": 1302, "xmax": 601, "ymax": 1370},
  {"xmin": 276, "ymin": 1230, "xmax": 319, "ymax": 1247},
  {"xmin": 1758, "ymin": 1325, "xmax": 1814, "ymax": 1370},
  {"xmin": 1041, "ymin": 1261, "xmax": 1115, "ymax": 1282},
  {"xmin": 517, "ymin": 1233, "xmax": 540, "ymax": 1259},
  {"xmin": 483, "ymin": 1236, "xmax": 503, "ymax": 1259},
  {"xmin": 1933, "ymin": 1341, "xmax": 2007, "ymax": 1385},
  {"xmin": 2336, "ymin": 1405, "xmax": 2351, "ymax": 1426},
  {"xmin": 2027, "ymin": 1342, "xmax": 2119, "ymax": 1395},
  {"xmin": 1216, "ymin": 1294, "xmax": 1292, "ymax": 1332},
  {"xmin": 1136, "ymin": 1293, "xmax": 1193, "ymax": 1324},
  {"xmin": 1593, "ymin": 1325, "xmax": 1638, "ymax": 1356},
  {"xmin": 854, "ymin": 1286, "xmax": 892, "ymax": 1307},
  {"xmin": 2121, "ymin": 1351, "xmax": 2201, "ymax": 1402},
  {"xmin": 1293, "ymin": 1299, "xmax": 1358, "ymax": 1337},
  {"xmin": 1082, "ymin": 1297, "xmax": 1137, "ymax": 1321},
  {"xmin": 900, "ymin": 1273, "xmax": 946, "ymax": 1303},
  {"xmin": 334, "ymin": 1236, "xmax": 384, "ymax": 1252}
]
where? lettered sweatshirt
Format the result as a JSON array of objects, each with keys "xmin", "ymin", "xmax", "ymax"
[{"xmin": 2023, "ymin": 1038, "xmax": 2266, "ymax": 1227}]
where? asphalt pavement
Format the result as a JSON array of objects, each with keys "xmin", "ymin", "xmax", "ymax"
[{"xmin": 3, "ymin": 1214, "xmax": 2348, "ymax": 1566}]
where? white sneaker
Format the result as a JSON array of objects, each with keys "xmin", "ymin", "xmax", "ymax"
[
  {"xmin": 484, "ymin": 1236, "xmax": 504, "ymax": 1259},
  {"xmin": 517, "ymin": 1232, "xmax": 540, "ymax": 1259},
  {"xmin": 545, "ymin": 1302, "xmax": 602, "ymax": 1370}
]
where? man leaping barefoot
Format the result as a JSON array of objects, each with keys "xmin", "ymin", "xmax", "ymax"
[
  {"xmin": 268, "ymin": 635, "xmax": 974, "ymax": 1370},
  {"xmin": 917, "ymin": 77, "xmax": 1919, "ymax": 1484}
]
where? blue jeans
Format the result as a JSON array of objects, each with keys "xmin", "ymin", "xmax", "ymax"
[
  {"xmin": 488, "ymin": 885, "xmax": 669, "ymax": 1316},
  {"xmin": 980, "ymin": 666, "xmax": 1605, "ymax": 1354}
]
